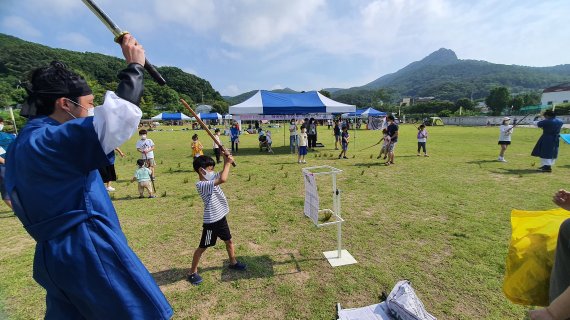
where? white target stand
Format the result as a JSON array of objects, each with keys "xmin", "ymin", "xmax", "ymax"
[{"xmin": 302, "ymin": 165, "xmax": 357, "ymax": 267}]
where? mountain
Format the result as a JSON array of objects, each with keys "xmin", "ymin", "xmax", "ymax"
[
  {"xmin": 330, "ymin": 48, "xmax": 570, "ymax": 104},
  {"xmin": 0, "ymin": 33, "xmax": 227, "ymax": 116}
]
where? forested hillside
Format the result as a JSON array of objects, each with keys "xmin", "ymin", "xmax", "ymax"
[{"xmin": 0, "ymin": 33, "xmax": 228, "ymax": 117}]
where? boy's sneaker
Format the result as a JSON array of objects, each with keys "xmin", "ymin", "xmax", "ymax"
[
  {"xmin": 343, "ymin": 156, "xmax": 348, "ymax": 159},
  {"xmin": 138, "ymin": 195, "xmax": 144, "ymax": 199},
  {"xmin": 148, "ymin": 195, "xmax": 156, "ymax": 198},
  {"xmin": 424, "ymin": 154, "xmax": 429, "ymax": 157},
  {"xmin": 229, "ymin": 261, "xmax": 247, "ymax": 271},
  {"xmin": 302, "ymin": 160, "xmax": 307, "ymax": 164},
  {"xmin": 187, "ymin": 273, "xmax": 203, "ymax": 285},
  {"xmin": 106, "ymin": 186, "xmax": 116, "ymax": 192}
]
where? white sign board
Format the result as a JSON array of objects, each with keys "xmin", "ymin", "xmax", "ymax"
[{"xmin": 303, "ymin": 172, "xmax": 319, "ymax": 225}]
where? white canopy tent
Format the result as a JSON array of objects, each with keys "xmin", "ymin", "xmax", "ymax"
[{"xmin": 229, "ymin": 90, "xmax": 357, "ymax": 148}]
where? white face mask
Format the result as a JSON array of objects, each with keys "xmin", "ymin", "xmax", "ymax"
[
  {"xmin": 65, "ymin": 98, "xmax": 94, "ymax": 118},
  {"xmin": 201, "ymin": 168, "xmax": 216, "ymax": 181},
  {"xmin": 140, "ymin": 135, "xmax": 147, "ymax": 140}
]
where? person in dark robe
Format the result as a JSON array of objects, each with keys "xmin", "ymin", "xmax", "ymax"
[
  {"xmin": 531, "ymin": 110, "xmax": 563, "ymax": 172},
  {"xmin": 5, "ymin": 34, "xmax": 172, "ymax": 319}
]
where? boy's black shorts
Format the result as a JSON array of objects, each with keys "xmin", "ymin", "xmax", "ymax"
[{"xmin": 199, "ymin": 216, "xmax": 232, "ymax": 248}]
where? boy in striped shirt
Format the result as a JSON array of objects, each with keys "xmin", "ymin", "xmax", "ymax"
[{"xmin": 187, "ymin": 154, "xmax": 246, "ymax": 285}]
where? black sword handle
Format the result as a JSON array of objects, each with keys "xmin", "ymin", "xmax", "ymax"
[
  {"xmin": 115, "ymin": 33, "xmax": 166, "ymax": 86},
  {"xmin": 143, "ymin": 58, "xmax": 166, "ymax": 86}
]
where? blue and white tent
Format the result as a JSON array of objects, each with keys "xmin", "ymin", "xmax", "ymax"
[
  {"xmin": 343, "ymin": 107, "xmax": 386, "ymax": 118},
  {"xmin": 194, "ymin": 112, "xmax": 222, "ymax": 120},
  {"xmin": 361, "ymin": 107, "xmax": 386, "ymax": 117},
  {"xmin": 229, "ymin": 90, "xmax": 355, "ymax": 115},
  {"xmin": 151, "ymin": 112, "xmax": 191, "ymax": 121}
]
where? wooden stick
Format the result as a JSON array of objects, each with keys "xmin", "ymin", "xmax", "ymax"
[
  {"xmin": 8, "ymin": 106, "xmax": 17, "ymax": 135},
  {"xmin": 359, "ymin": 142, "xmax": 380, "ymax": 151},
  {"xmin": 180, "ymin": 99, "xmax": 236, "ymax": 167}
]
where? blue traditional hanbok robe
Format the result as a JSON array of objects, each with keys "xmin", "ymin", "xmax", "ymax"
[
  {"xmin": 5, "ymin": 89, "xmax": 173, "ymax": 319},
  {"xmin": 531, "ymin": 117, "xmax": 564, "ymax": 160}
]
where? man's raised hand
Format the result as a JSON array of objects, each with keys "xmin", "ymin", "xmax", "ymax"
[{"xmin": 121, "ymin": 34, "xmax": 145, "ymax": 66}]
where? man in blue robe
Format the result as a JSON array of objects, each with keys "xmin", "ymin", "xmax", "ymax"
[
  {"xmin": 531, "ymin": 110, "xmax": 563, "ymax": 173},
  {"xmin": 5, "ymin": 34, "xmax": 173, "ymax": 319}
]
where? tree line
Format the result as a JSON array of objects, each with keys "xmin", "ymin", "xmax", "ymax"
[{"xmin": 0, "ymin": 33, "xmax": 229, "ymax": 119}]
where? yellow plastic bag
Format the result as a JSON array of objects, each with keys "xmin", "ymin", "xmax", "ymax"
[{"xmin": 503, "ymin": 208, "xmax": 570, "ymax": 306}]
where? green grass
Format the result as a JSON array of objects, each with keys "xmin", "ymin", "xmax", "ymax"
[{"xmin": 1, "ymin": 124, "xmax": 569, "ymax": 319}]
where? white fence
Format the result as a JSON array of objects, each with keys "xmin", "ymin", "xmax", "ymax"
[{"xmin": 443, "ymin": 116, "xmax": 570, "ymax": 126}]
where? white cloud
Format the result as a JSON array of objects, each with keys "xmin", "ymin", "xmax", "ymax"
[
  {"xmin": 57, "ymin": 32, "xmax": 93, "ymax": 50},
  {"xmin": 121, "ymin": 11, "xmax": 156, "ymax": 35},
  {"xmin": 1, "ymin": 16, "xmax": 41, "ymax": 38},
  {"xmin": 151, "ymin": 0, "xmax": 324, "ymax": 48},
  {"xmin": 153, "ymin": 0, "xmax": 217, "ymax": 31},
  {"xmin": 216, "ymin": 0, "xmax": 325, "ymax": 48},
  {"xmin": 27, "ymin": 0, "xmax": 83, "ymax": 16},
  {"xmin": 223, "ymin": 84, "xmax": 240, "ymax": 96},
  {"xmin": 219, "ymin": 49, "xmax": 242, "ymax": 60},
  {"xmin": 182, "ymin": 66, "xmax": 198, "ymax": 76}
]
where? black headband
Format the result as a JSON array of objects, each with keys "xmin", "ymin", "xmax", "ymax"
[{"xmin": 20, "ymin": 63, "xmax": 92, "ymax": 118}]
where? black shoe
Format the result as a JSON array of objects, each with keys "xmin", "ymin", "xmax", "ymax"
[
  {"xmin": 539, "ymin": 166, "xmax": 552, "ymax": 172},
  {"xmin": 187, "ymin": 273, "xmax": 203, "ymax": 285}
]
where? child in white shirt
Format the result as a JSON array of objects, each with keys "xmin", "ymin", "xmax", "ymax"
[
  {"xmin": 377, "ymin": 128, "xmax": 391, "ymax": 160},
  {"xmin": 297, "ymin": 127, "xmax": 308, "ymax": 164}
]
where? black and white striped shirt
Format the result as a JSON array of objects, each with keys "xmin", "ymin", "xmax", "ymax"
[{"xmin": 196, "ymin": 173, "xmax": 229, "ymax": 223}]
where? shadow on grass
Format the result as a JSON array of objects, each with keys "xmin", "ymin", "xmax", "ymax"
[
  {"xmin": 466, "ymin": 160, "xmax": 500, "ymax": 167},
  {"xmin": 162, "ymin": 169, "xmax": 195, "ymax": 174},
  {"xmin": 0, "ymin": 210, "xmax": 15, "ymax": 218},
  {"xmin": 152, "ymin": 253, "xmax": 316, "ymax": 285},
  {"xmin": 466, "ymin": 159, "xmax": 511, "ymax": 170},
  {"xmin": 353, "ymin": 162, "xmax": 389, "ymax": 167},
  {"xmin": 112, "ymin": 196, "xmax": 150, "ymax": 201},
  {"xmin": 491, "ymin": 168, "xmax": 542, "ymax": 175}
]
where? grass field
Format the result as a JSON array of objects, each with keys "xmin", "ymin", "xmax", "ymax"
[{"xmin": 2, "ymin": 123, "xmax": 570, "ymax": 319}]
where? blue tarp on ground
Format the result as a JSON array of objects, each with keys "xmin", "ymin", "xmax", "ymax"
[{"xmin": 229, "ymin": 90, "xmax": 355, "ymax": 115}]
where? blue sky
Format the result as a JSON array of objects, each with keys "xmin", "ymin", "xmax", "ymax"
[{"xmin": 1, "ymin": 0, "xmax": 568, "ymax": 96}]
